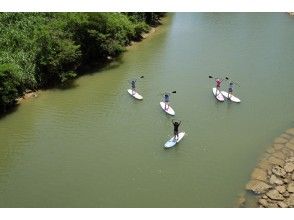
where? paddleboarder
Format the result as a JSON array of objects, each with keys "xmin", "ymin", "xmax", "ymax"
[
  {"xmin": 172, "ymin": 119, "xmax": 181, "ymax": 140},
  {"xmin": 130, "ymin": 79, "xmax": 136, "ymax": 95},
  {"xmin": 228, "ymin": 81, "xmax": 234, "ymax": 99},
  {"xmin": 163, "ymin": 92, "xmax": 170, "ymax": 110}
]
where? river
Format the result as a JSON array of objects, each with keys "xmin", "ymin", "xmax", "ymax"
[{"xmin": 0, "ymin": 13, "xmax": 294, "ymax": 207}]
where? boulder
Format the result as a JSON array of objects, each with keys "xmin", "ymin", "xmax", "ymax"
[
  {"xmin": 278, "ymin": 201, "xmax": 288, "ymax": 208},
  {"xmin": 280, "ymin": 133, "xmax": 292, "ymax": 140},
  {"xmin": 266, "ymin": 148, "xmax": 275, "ymax": 154},
  {"xmin": 283, "ymin": 191, "xmax": 290, "ymax": 198},
  {"xmin": 287, "ymin": 182, "xmax": 294, "ymax": 193},
  {"xmin": 237, "ymin": 196, "xmax": 246, "ymax": 207},
  {"xmin": 258, "ymin": 159, "xmax": 272, "ymax": 171},
  {"xmin": 258, "ymin": 199, "xmax": 268, "ymax": 207},
  {"xmin": 266, "ymin": 189, "xmax": 285, "ymax": 201},
  {"xmin": 292, "ymin": 173, "xmax": 294, "ymax": 181},
  {"xmin": 285, "ymin": 194, "xmax": 294, "ymax": 207},
  {"xmin": 274, "ymin": 137, "xmax": 288, "ymax": 144},
  {"xmin": 268, "ymin": 157, "xmax": 285, "ymax": 167},
  {"xmin": 273, "ymin": 144, "xmax": 284, "ymax": 150},
  {"xmin": 285, "ymin": 128, "xmax": 294, "ymax": 136},
  {"xmin": 275, "ymin": 185, "xmax": 286, "ymax": 194},
  {"xmin": 281, "ymin": 148, "xmax": 292, "ymax": 157},
  {"xmin": 251, "ymin": 168, "xmax": 268, "ymax": 182},
  {"xmin": 272, "ymin": 166, "xmax": 286, "ymax": 177},
  {"xmin": 289, "ymin": 138, "xmax": 294, "ymax": 144},
  {"xmin": 246, "ymin": 180, "xmax": 272, "ymax": 194},
  {"xmin": 262, "ymin": 195, "xmax": 268, "ymax": 199},
  {"xmin": 269, "ymin": 175, "xmax": 284, "ymax": 185},
  {"xmin": 284, "ymin": 162, "xmax": 294, "ymax": 173},
  {"xmin": 286, "ymin": 157, "xmax": 294, "ymax": 163},
  {"xmin": 267, "ymin": 203, "xmax": 279, "ymax": 208},
  {"xmin": 272, "ymin": 151, "xmax": 286, "ymax": 160},
  {"xmin": 285, "ymin": 142, "xmax": 294, "ymax": 151}
]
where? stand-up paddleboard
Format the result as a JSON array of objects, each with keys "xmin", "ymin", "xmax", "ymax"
[
  {"xmin": 164, "ymin": 132, "xmax": 185, "ymax": 148},
  {"xmin": 221, "ymin": 91, "xmax": 241, "ymax": 103},
  {"xmin": 127, "ymin": 89, "xmax": 143, "ymax": 100},
  {"xmin": 160, "ymin": 102, "xmax": 175, "ymax": 116},
  {"xmin": 212, "ymin": 88, "xmax": 225, "ymax": 102}
]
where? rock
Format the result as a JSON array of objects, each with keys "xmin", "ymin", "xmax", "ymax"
[
  {"xmin": 287, "ymin": 182, "xmax": 294, "ymax": 193},
  {"xmin": 268, "ymin": 157, "xmax": 285, "ymax": 167},
  {"xmin": 285, "ymin": 142, "xmax": 294, "ymax": 151},
  {"xmin": 285, "ymin": 194, "xmax": 294, "ymax": 207},
  {"xmin": 267, "ymin": 203, "xmax": 279, "ymax": 208},
  {"xmin": 282, "ymin": 148, "xmax": 292, "ymax": 157},
  {"xmin": 237, "ymin": 196, "xmax": 246, "ymax": 207},
  {"xmin": 285, "ymin": 128, "xmax": 294, "ymax": 136},
  {"xmin": 284, "ymin": 162, "xmax": 294, "ymax": 173},
  {"xmin": 251, "ymin": 168, "xmax": 268, "ymax": 182},
  {"xmin": 262, "ymin": 195, "xmax": 268, "ymax": 199},
  {"xmin": 283, "ymin": 191, "xmax": 290, "ymax": 198},
  {"xmin": 286, "ymin": 157, "xmax": 294, "ymax": 163},
  {"xmin": 289, "ymin": 138, "xmax": 294, "ymax": 144},
  {"xmin": 292, "ymin": 173, "xmax": 294, "ymax": 181},
  {"xmin": 284, "ymin": 178, "xmax": 290, "ymax": 184},
  {"xmin": 272, "ymin": 151, "xmax": 286, "ymax": 160},
  {"xmin": 278, "ymin": 201, "xmax": 288, "ymax": 208},
  {"xmin": 266, "ymin": 148, "xmax": 275, "ymax": 154},
  {"xmin": 258, "ymin": 160, "xmax": 272, "ymax": 171},
  {"xmin": 273, "ymin": 144, "xmax": 284, "ymax": 150},
  {"xmin": 266, "ymin": 189, "xmax": 285, "ymax": 201},
  {"xmin": 270, "ymin": 175, "xmax": 284, "ymax": 185},
  {"xmin": 280, "ymin": 133, "xmax": 292, "ymax": 140},
  {"xmin": 246, "ymin": 180, "xmax": 272, "ymax": 194},
  {"xmin": 258, "ymin": 199, "xmax": 268, "ymax": 207},
  {"xmin": 272, "ymin": 166, "xmax": 286, "ymax": 177},
  {"xmin": 275, "ymin": 185, "xmax": 286, "ymax": 194},
  {"xmin": 274, "ymin": 137, "xmax": 288, "ymax": 144}
]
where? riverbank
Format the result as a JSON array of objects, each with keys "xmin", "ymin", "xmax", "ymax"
[
  {"xmin": 14, "ymin": 18, "xmax": 164, "ymax": 106},
  {"xmin": 243, "ymin": 128, "xmax": 294, "ymax": 208}
]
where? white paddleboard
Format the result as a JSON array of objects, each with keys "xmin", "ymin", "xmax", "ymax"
[
  {"xmin": 128, "ymin": 89, "xmax": 143, "ymax": 100},
  {"xmin": 164, "ymin": 132, "xmax": 185, "ymax": 148},
  {"xmin": 212, "ymin": 88, "xmax": 225, "ymax": 102},
  {"xmin": 160, "ymin": 102, "xmax": 175, "ymax": 116},
  {"xmin": 221, "ymin": 91, "xmax": 241, "ymax": 103}
]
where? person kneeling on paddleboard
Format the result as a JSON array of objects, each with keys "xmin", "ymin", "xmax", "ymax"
[
  {"xmin": 172, "ymin": 119, "xmax": 181, "ymax": 140},
  {"xmin": 164, "ymin": 92, "xmax": 170, "ymax": 110}
]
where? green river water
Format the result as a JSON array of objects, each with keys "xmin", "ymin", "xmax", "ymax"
[{"xmin": 0, "ymin": 13, "xmax": 294, "ymax": 207}]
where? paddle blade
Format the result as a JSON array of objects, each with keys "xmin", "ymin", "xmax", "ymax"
[
  {"xmin": 225, "ymin": 77, "xmax": 229, "ymax": 80},
  {"xmin": 140, "ymin": 76, "xmax": 144, "ymax": 78},
  {"xmin": 209, "ymin": 75, "xmax": 213, "ymax": 78},
  {"xmin": 172, "ymin": 91, "xmax": 176, "ymax": 93}
]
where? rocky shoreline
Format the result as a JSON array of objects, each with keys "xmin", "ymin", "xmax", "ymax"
[
  {"xmin": 244, "ymin": 128, "xmax": 294, "ymax": 208},
  {"xmin": 15, "ymin": 90, "xmax": 39, "ymax": 104}
]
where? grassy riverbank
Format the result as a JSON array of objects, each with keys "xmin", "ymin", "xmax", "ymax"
[{"xmin": 0, "ymin": 12, "xmax": 165, "ymax": 114}]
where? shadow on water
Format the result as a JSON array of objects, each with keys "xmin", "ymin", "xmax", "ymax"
[{"xmin": 0, "ymin": 104, "xmax": 20, "ymax": 121}]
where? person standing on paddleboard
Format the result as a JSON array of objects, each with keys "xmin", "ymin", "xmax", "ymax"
[
  {"xmin": 163, "ymin": 92, "xmax": 170, "ymax": 110},
  {"xmin": 215, "ymin": 78, "xmax": 224, "ymax": 93},
  {"xmin": 129, "ymin": 79, "xmax": 136, "ymax": 95},
  {"xmin": 172, "ymin": 119, "xmax": 181, "ymax": 140},
  {"xmin": 228, "ymin": 81, "xmax": 234, "ymax": 99}
]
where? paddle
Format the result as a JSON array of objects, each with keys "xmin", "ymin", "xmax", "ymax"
[
  {"xmin": 140, "ymin": 76, "xmax": 144, "ymax": 79},
  {"xmin": 172, "ymin": 90, "xmax": 176, "ymax": 94}
]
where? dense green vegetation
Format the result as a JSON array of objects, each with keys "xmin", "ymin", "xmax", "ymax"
[{"xmin": 0, "ymin": 12, "xmax": 165, "ymax": 113}]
